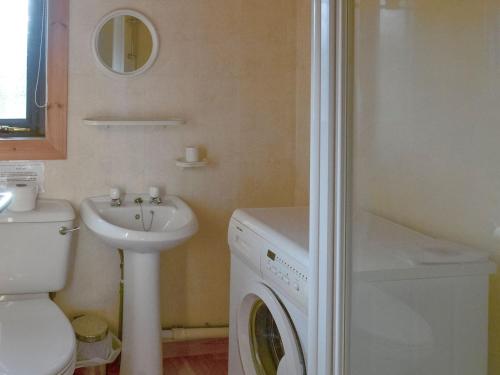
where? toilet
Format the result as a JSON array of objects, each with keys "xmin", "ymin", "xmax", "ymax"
[{"xmin": 0, "ymin": 199, "xmax": 77, "ymax": 375}]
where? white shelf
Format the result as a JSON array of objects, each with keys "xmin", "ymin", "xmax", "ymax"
[
  {"xmin": 175, "ymin": 158, "xmax": 209, "ymax": 169},
  {"xmin": 83, "ymin": 118, "xmax": 185, "ymax": 127}
]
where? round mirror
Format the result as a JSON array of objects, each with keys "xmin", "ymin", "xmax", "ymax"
[{"xmin": 93, "ymin": 10, "xmax": 159, "ymax": 77}]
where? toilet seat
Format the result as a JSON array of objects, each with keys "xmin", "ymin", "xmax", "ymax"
[
  {"xmin": 55, "ymin": 352, "xmax": 76, "ymax": 375},
  {"xmin": 0, "ymin": 297, "xmax": 76, "ymax": 375}
]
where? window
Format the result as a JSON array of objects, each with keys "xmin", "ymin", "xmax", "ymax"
[
  {"xmin": 0, "ymin": 0, "xmax": 68, "ymax": 160},
  {"xmin": 0, "ymin": 0, "xmax": 47, "ymax": 138}
]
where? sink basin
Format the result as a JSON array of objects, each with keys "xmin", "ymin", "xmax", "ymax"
[
  {"xmin": 80, "ymin": 194, "xmax": 198, "ymax": 253},
  {"xmin": 80, "ymin": 193, "xmax": 198, "ymax": 375}
]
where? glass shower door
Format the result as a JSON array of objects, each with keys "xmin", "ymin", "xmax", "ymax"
[{"xmin": 348, "ymin": 1, "xmax": 498, "ymax": 374}]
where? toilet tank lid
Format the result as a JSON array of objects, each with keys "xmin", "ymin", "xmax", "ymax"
[{"xmin": 0, "ymin": 199, "xmax": 75, "ymax": 223}]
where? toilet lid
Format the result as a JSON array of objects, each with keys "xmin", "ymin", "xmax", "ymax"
[{"xmin": 0, "ymin": 298, "xmax": 75, "ymax": 375}]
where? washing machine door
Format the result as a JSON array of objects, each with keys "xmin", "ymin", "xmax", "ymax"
[{"xmin": 237, "ymin": 282, "xmax": 305, "ymax": 375}]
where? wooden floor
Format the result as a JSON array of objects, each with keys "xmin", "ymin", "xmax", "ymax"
[
  {"xmin": 76, "ymin": 338, "xmax": 229, "ymax": 375},
  {"xmin": 163, "ymin": 352, "xmax": 228, "ymax": 375},
  {"xmin": 163, "ymin": 338, "xmax": 228, "ymax": 375}
]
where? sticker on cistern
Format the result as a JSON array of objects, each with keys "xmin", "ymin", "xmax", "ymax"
[{"xmin": 0, "ymin": 161, "xmax": 45, "ymax": 192}]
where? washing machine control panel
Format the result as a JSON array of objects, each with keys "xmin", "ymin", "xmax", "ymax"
[{"xmin": 263, "ymin": 248, "xmax": 308, "ymax": 308}]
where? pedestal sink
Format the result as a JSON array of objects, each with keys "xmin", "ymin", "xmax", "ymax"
[{"xmin": 80, "ymin": 194, "xmax": 198, "ymax": 375}]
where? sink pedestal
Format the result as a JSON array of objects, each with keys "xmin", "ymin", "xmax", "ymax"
[{"xmin": 121, "ymin": 251, "xmax": 163, "ymax": 375}]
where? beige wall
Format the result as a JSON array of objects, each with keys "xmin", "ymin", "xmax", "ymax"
[
  {"xmin": 44, "ymin": 0, "xmax": 304, "ymax": 331},
  {"xmin": 295, "ymin": 0, "xmax": 311, "ymax": 206},
  {"xmin": 353, "ymin": 0, "xmax": 500, "ymax": 373}
]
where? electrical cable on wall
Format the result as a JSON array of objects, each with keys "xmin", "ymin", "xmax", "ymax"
[{"xmin": 34, "ymin": 0, "xmax": 47, "ymax": 109}]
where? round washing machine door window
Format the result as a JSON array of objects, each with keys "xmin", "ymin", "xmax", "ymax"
[
  {"xmin": 237, "ymin": 283, "xmax": 305, "ymax": 375},
  {"xmin": 250, "ymin": 300, "xmax": 285, "ymax": 372}
]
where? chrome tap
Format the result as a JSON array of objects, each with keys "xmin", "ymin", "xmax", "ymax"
[
  {"xmin": 110, "ymin": 187, "xmax": 121, "ymax": 207},
  {"xmin": 149, "ymin": 186, "xmax": 162, "ymax": 205},
  {"xmin": 150, "ymin": 196, "xmax": 162, "ymax": 205},
  {"xmin": 111, "ymin": 198, "xmax": 122, "ymax": 207}
]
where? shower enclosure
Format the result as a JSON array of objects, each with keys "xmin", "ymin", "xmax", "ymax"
[{"xmin": 309, "ymin": 1, "xmax": 499, "ymax": 374}]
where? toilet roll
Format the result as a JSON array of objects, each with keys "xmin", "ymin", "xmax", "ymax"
[{"xmin": 8, "ymin": 183, "xmax": 38, "ymax": 212}]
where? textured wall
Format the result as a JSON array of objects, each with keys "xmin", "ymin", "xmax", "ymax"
[
  {"xmin": 353, "ymin": 0, "xmax": 500, "ymax": 373},
  {"xmin": 294, "ymin": 0, "xmax": 311, "ymax": 206},
  {"xmin": 44, "ymin": 0, "xmax": 301, "ymax": 331}
]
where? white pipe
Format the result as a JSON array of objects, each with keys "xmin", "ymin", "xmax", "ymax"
[{"xmin": 161, "ymin": 327, "xmax": 229, "ymax": 342}]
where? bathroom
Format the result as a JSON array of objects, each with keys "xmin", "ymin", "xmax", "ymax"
[{"xmin": 0, "ymin": 0, "xmax": 499, "ymax": 375}]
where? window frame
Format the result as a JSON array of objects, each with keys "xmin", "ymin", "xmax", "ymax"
[{"xmin": 0, "ymin": 0, "xmax": 68, "ymax": 160}]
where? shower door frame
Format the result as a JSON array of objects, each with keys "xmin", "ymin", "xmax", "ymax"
[{"xmin": 308, "ymin": 0, "xmax": 352, "ymax": 374}]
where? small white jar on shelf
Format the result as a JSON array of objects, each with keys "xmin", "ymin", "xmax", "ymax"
[{"xmin": 176, "ymin": 146, "xmax": 208, "ymax": 169}]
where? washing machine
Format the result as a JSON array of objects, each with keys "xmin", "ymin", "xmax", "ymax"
[
  {"xmin": 228, "ymin": 208, "xmax": 496, "ymax": 375},
  {"xmin": 228, "ymin": 207, "xmax": 309, "ymax": 375},
  {"xmin": 350, "ymin": 211, "xmax": 496, "ymax": 375}
]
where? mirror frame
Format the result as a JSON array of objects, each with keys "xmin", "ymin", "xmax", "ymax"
[
  {"xmin": 92, "ymin": 9, "xmax": 159, "ymax": 78},
  {"xmin": 0, "ymin": 0, "xmax": 68, "ymax": 160}
]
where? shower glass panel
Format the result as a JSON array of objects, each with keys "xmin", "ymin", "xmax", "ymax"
[{"xmin": 349, "ymin": 1, "xmax": 499, "ymax": 374}]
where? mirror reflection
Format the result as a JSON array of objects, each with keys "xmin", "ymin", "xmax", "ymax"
[{"xmin": 97, "ymin": 15, "xmax": 154, "ymax": 74}]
